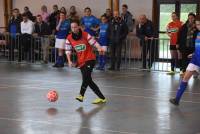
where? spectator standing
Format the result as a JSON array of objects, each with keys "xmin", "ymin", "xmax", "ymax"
[
  {"xmin": 34, "ymin": 15, "xmax": 52, "ymax": 63},
  {"xmin": 136, "ymin": 14, "xmax": 155, "ymax": 69},
  {"xmin": 81, "ymin": 7, "xmax": 100, "ymax": 36},
  {"xmin": 121, "ymin": 4, "xmax": 134, "ymax": 32},
  {"xmin": 108, "ymin": 11, "xmax": 128, "ymax": 71},
  {"xmin": 177, "ymin": 13, "xmax": 196, "ymax": 76},
  {"xmin": 53, "ymin": 11, "xmax": 71, "ymax": 68},
  {"xmin": 7, "ymin": 8, "xmax": 22, "ymax": 61},
  {"xmin": 20, "ymin": 13, "xmax": 34, "ymax": 61},
  {"xmin": 40, "ymin": 5, "xmax": 49, "ymax": 23},
  {"xmin": 49, "ymin": 5, "xmax": 60, "ymax": 33}
]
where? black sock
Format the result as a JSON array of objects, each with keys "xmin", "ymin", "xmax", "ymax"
[
  {"xmin": 171, "ymin": 59, "xmax": 175, "ymax": 71},
  {"xmin": 89, "ymin": 81, "xmax": 105, "ymax": 99}
]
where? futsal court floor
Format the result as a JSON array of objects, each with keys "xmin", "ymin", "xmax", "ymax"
[{"xmin": 0, "ymin": 63, "xmax": 200, "ymax": 134}]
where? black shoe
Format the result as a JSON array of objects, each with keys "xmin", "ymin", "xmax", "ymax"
[{"xmin": 169, "ymin": 98, "xmax": 179, "ymax": 106}]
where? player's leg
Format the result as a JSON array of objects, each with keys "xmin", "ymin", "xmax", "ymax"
[
  {"xmin": 168, "ymin": 46, "xmax": 177, "ymax": 75},
  {"xmin": 170, "ymin": 63, "xmax": 198, "ymax": 105},
  {"xmin": 76, "ymin": 65, "xmax": 89, "ymax": 102},
  {"xmin": 53, "ymin": 39, "xmax": 65, "ymax": 67},
  {"xmin": 85, "ymin": 60, "xmax": 106, "ymax": 103}
]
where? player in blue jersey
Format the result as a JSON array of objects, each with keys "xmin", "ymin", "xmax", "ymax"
[
  {"xmin": 170, "ymin": 15, "xmax": 200, "ymax": 106},
  {"xmin": 96, "ymin": 15, "xmax": 109, "ymax": 70},
  {"xmin": 53, "ymin": 11, "xmax": 71, "ymax": 68},
  {"xmin": 81, "ymin": 7, "xmax": 100, "ymax": 36}
]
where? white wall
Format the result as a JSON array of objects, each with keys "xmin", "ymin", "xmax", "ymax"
[
  {"xmin": 12, "ymin": 0, "xmax": 153, "ymax": 19},
  {"xmin": 0, "ymin": 0, "xmax": 5, "ymax": 32},
  {"xmin": 13, "ymin": 0, "xmax": 108, "ymax": 18}
]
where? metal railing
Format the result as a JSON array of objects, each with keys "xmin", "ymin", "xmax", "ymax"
[
  {"xmin": 120, "ymin": 35, "xmax": 172, "ymax": 72},
  {"xmin": 0, "ymin": 32, "xmax": 172, "ymax": 71},
  {"xmin": 0, "ymin": 33, "xmax": 57, "ymax": 64}
]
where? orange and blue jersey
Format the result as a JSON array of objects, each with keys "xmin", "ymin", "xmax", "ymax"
[
  {"xmin": 98, "ymin": 23, "xmax": 109, "ymax": 46},
  {"xmin": 190, "ymin": 32, "xmax": 200, "ymax": 67},
  {"xmin": 56, "ymin": 19, "xmax": 71, "ymax": 39},
  {"xmin": 81, "ymin": 15, "xmax": 100, "ymax": 36}
]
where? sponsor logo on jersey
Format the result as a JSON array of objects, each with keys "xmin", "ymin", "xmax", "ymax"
[
  {"xmin": 168, "ymin": 28, "xmax": 178, "ymax": 33},
  {"xmin": 75, "ymin": 44, "xmax": 86, "ymax": 52}
]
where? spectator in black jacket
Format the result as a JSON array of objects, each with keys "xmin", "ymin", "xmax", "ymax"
[
  {"xmin": 49, "ymin": 5, "xmax": 59, "ymax": 34},
  {"xmin": 108, "ymin": 11, "xmax": 128, "ymax": 71},
  {"xmin": 177, "ymin": 13, "xmax": 196, "ymax": 74},
  {"xmin": 7, "ymin": 8, "xmax": 22, "ymax": 61},
  {"xmin": 136, "ymin": 14, "xmax": 155, "ymax": 69},
  {"xmin": 34, "ymin": 15, "xmax": 52, "ymax": 63}
]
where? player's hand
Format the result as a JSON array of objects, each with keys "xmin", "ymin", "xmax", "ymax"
[
  {"xmin": 59, "ymin": 18, "xmax": 64, "ymax": 22},
  {"xmin": 187, "ymin": 54, "xmax": 193, "ymax": 58},
  {"xmin": 97, "ymin": 47, "xmax": 104, "ymax": 53}
]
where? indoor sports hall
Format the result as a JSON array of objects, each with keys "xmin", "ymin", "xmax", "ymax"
[{"xmin": 0, "ymin": 0, "xmax": 200, "ymax": 134}]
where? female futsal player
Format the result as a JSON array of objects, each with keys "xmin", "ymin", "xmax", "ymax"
[
  {"xmin": 170, "ymin": 15, "xmax": 200, "ymax": 106},
  {"xmin": 65, "ymin": 20, "xmax": 107, "ymax": 104}
]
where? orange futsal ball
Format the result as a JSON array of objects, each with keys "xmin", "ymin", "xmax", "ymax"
[{"xmin": 47, "ymin": 90, "xmax": 58, "ymax": 102}]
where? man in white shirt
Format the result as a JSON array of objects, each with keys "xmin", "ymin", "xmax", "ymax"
[{"xmin": 20, "ymin": 14, "xmax": 34, "ymax": 62}]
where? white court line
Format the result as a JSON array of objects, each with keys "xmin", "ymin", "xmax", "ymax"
[
  {"xmin": 0, "ymin": 84, "xmax": 200, "ymax": 104},
  {"xmin": 0, "ymin": 117, "xmax": 137, "ymax": 134}
]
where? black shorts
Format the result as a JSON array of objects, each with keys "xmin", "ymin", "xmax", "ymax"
[{"xmin": 170, "ymin": 45, "xmax": 177, "ymax": 50}]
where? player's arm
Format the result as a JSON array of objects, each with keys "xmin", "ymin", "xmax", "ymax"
[
  {"xmin": 65, "ymin": 39, "xmax": 73, "ymax": 67},
  {"xmin": 56, "ymin": 19, "xmax": 63, "ymax": 31},
  {"xmin": 87, "ymin": 33, "xmax": 103, "ymax": 52}
]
